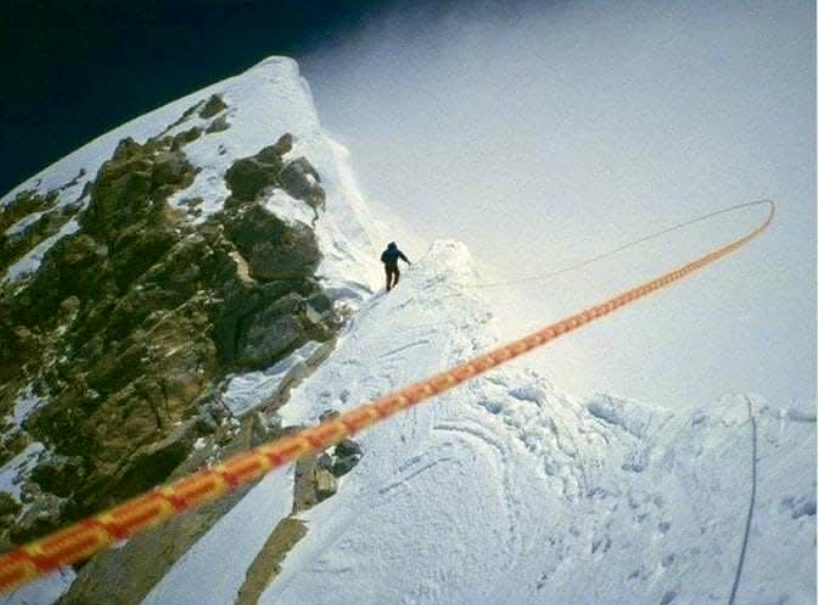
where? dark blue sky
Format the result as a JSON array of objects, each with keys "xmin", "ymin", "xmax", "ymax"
[{"xmin": 0, "ymin": 0, "xmax": 409, "ymax": 195}]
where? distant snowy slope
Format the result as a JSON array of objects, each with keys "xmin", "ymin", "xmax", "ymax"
[{"xmin": 143, "ymin": 241, "xmax": 815, "ymax": 605}]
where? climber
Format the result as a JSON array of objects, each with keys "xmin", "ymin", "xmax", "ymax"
[{"xmin": 380, "ymin": 242, "xmax": 411, "ymax": 292}]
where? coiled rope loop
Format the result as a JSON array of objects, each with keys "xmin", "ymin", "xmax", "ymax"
[{"xmin": 0, "ymin": 200, "xmax": 775, "ymax": 594}]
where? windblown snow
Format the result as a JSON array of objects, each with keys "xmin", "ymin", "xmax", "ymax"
[{"xmin": 1, "ymin": 58, "xmax": 814, "ymax": 605}]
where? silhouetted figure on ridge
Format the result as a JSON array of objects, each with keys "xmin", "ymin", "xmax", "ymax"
[{"xmin": 380, "ymin": 242, "xmax": 411, "ymax": 292}]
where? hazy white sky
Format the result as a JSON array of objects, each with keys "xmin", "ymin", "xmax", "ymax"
[{"xmin": 304, "ymin": 0, "xmax": 815, "ymax": 409}]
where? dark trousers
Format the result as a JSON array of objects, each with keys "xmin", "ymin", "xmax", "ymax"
[{"xmin": 385, "ymin": 264, "xmax": 400, "ymax": 291}]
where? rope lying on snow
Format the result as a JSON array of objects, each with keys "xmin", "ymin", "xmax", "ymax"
[{"xmin": 0, "ymin": 200, "xmax": 775, "ymax": 594}]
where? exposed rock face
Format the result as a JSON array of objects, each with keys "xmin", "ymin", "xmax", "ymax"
[
  {"xmin": 56, "ymin": 409, "xmax": 285, "ymax": 605},
  {"xmin": 0, "ymin": 188, "xmax": 81, "ymax": 278},
  {"xmin": 232, "ymin": 517, "xmax": 308, "ymax": 605},
  {"xmin": 0, "ymin": 120, "xmax": 341, "ymax": 550},
  {"xmin": 0, "ymin": 493, "xmax": 21, "ymax": 518},
  {"xmin": 280, "ymin": 157, "xmax": 326, "ymax": 215},
  {"xmin": 30, "ymin": 455, "xmax": 85, "ymax": 498},
  {"xmin": 224, "ymin": 134, "xmax": 327, "ymax": 225},
  {"xmin": 292, "ymin": 421, "xmax": 363, "ymax": 513},
  {"xmin": 221, "ymin": 203, "xmax": 320, "ymax": 280},
  {"xmin": 199, "ymin": 94, "xmax": 228, "ymax": 119},
  {"xmin": 10, "ymin": 492, "xmax": 64, "ymax": 544},
  {"xmin": 206, "ymin": 115, "xmax": 230, "ymax": 134},
  {"xmin": 224, "ymin": 139, "xmax": 287, "ymax": 203},
  {"xmin": 332, "ymin": 438, "xmax": 363, "ymax": 477}
]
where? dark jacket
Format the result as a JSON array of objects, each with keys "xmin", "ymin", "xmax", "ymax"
[{"xmin": 380, "ymin": 242, "xmax": 409, "ymax": 267}]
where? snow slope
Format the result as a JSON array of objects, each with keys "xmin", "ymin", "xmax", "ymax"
[
  {"xmin": 1, "ymin": 56, "xmax": 385, "ymax": 295},
  {"xmin": 144, "ymin": 241, "xmax": 815, "ymax": 605}
]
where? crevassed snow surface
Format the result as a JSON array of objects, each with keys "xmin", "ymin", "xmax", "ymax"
[{"xmin": 143, "ymin": 241, "xmax": 814, "ymax": 605}]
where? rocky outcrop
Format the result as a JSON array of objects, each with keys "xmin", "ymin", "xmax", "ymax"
[
  {"xmin": 233, "ymin": 518, "xmax": 308, "ymax": 605},
  {"xmin": 224, "ymin": 140, "xmax": 287, "ymax": 203},
  {"xmin": 223, "ymin": 133, "xmax": 326, "ymax": 225},
  {"xmin": 199, "ymin": 94, "xmax": 228, "ymax": 119},
  {"xmin": 0, "ymin": 188, "xmax": 81, "ymax": 278},
  {"xmin": 280, "ymin": 157, "xmax": 326, "ymax": 215},
  {"xmin": 221, "ymin": 203, "xmax": 320, "ymax": 280},
  {"xmin": 0, "ymin": 125, "xmax": 342, "ymax": 549},
  {"xmin": 56, "ymin": 407, "xmax": 284, "ymax": 605}
]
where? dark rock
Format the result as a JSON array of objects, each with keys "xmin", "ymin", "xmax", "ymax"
[
  {"xmin": 181, "ymin": 100, "xmax": 205, "ymax": 120},
  {"xmin": 0, "ymin": 127, "xmax": 341, "ymax": 553},
  {"xmin": 307, "ymin": 293, "xmax": 333, "ymax": 316},
  {"xmin": 10, "ymin": 492, "xmax": 63, "ymax": 544},
  {"xmin": 206, "ymin": 115, "xmax": 230, "ymax": 134},
  {"xmin": 292, "ymin": 455, "xmax": 318, "ymax": 512},
  {"xmin": 315, "ymin": 453, "xmax": 334, "ymax": 471},
  {"xmin": 195, "ymin": 411, "xmax": 219, "ymax": 435},
  {"xmin": 30, "ymin": 455, "xmax": 86, "ymax": 497},
  {"xmin": 319, "ymin": 409, "xmax": 340, "ymax": 423},
  {"xmin": 1, "ymin": 428, "xmax": 29, "ymax": 460},
  {"xmin": 224, "ymin": 158, "xmax": 280, "ymax": 202},
  {"xmin": 59, "ymin": 295, "xmax": 81, "ymax": 317},
  {"xmin": 209, "ymin": 279, "xmax": 298, "ymax": 370},
  {"xmin": 0, "ymin": 188, "xmax": 59, "ymax": 233},
  {"xmin": 222, "ymin": 203, "xmax": 320, "ymax": 281},
  {"xmin": 106, "ymin": 420, "xmax": 198, "ymax": 503},
  {"xmin": 57, "ymin": 476, "xmax": 257, "ymax": 605},
  {"xmin": 335, "ymin": 438, "xmax": 362, "ymax": 458},
  {"xmin": 10, "ymin": 233, "xmax": 108, "ymax": 329},
  {"xmin": 0, "ymin": 493, "xmax": 21, "ymax": 517},
  {"xmin": 109, "ymin": 224, "xmax": 177, "ymax": 290},
  {"xmin": 223, "ymin": 139, "xmax": 301, "ymax": 204},
  {"xmin": 269, "ymin": 133, "xmax": 293, "ymax": 157},
  {"xmin": 83, "ymin": 138, "xmax": 195, "ymax": 244},
  {"xmin": 0, "ymin": 192, "xmax": 74, "ymax": 275},
  {"xmin": 332, "ymin": 455, "xmax": 361, "ymax": 477},
  {"xmin": 85, "ymin": 167, "xmax": 152, "ymax": 238},
  {"xmin": 237, "ymin": 312, "xmax": 304, "ymax": 370},
  {"xmin": 19, "ymin": 481, "xmax": 42, "ymax": 504},
  {"xmin": 199, "ymin": 94, "xmax": 228, "ymax": 119},
  {"xmin": 152, "ymin": 152, "xmax": 192, "ymax": 188},
  {"xmin": 255, "ymin": 145, "xmax": 286, "ymax": 165},
  {"xmin": 245, "ymin": 411, "xmax": 280, "ymax": 446},
  {"xmin": 171, "ymin": 127, "xmax": 203, "ymax": 151},
  {"xmin": 111, "ymin": 137, "xmax": 142, "ymax": 162}
]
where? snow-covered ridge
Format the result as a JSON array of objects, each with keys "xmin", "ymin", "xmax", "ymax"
[
  {"xmin": 139, "ymin": 240, "xmax": 813, "ymax": 605},
  {"xmin": 2, "ymin": 57, "xmax": 385, "ymax": 293}
]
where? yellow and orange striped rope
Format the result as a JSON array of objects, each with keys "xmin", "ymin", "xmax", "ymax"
[{"xmin": 0, "ymin": 200, "xmax": 775, "ymax": 594}]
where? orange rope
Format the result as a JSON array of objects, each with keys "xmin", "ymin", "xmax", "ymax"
[
  {"xmin": 0, "ymin": 200, "xmax": 775, "ymax": 594},
  {"xmin": 457, "ymin": 199, "xmax": 774, "ymax": 289}
]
